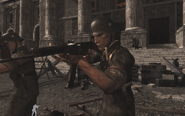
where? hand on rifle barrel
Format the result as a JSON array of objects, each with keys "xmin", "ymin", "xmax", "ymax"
[
  {"xmin": 82, "ymin": 49, "xmax": 92, "ymax": 62},
  {"xmin": 51, "ymin": 49, "xmax": 92, "ymax": 64},
  {"xmin": 51, "ymin": 53, "xmax": 82, "ymax": 64}
]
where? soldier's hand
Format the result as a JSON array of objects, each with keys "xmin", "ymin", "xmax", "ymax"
[
  {"xmin": 52, "ymin": 53, "xmax": 82, "ymax": 64},
  {"xmin": 82, "ymin": 49, "xmax": 92, "ymax": 62}
]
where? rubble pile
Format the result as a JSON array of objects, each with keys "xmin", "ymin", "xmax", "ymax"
[{"xmin": 132, "ymin": 64, "xmax": 140, "ymax": 82}]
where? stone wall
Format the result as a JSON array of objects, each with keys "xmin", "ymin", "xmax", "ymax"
[
  {"xmin": 113, "ymin": 11, "xmax": 125, "ymax": 32},
  {"xmin": 177, "ymin": 1, "xmax": 183, "ymax": 30},
  {"xmin": 99, "ymin": 0, "xmax": 110, "ymax": 12},
  {"xmin": 58, "ymin": 19, "xmax": 73, "ymax": 43},
  {"xmin": 128, "ymin": 47, "xmax": 185, "ymax": 67},
  {"xmin": 176, "ymin": 26, "xmax": 185, "ymax": 48},
  {"xmin": 57, "ymin": 0, "xmax": 78, "ymax": 43},
  {"xmin": 144, "ymin": 3, "xmax": 176, "ymax": 43},
  {"xmin": 91, "ymin": 14, "xmax": 102, "ymax": 21},
  {"xmin": 39, "ymin": 0, "xmax": 45, "ymax": 40},
  {"xmin": 62, "ymin": 0, "xmax": 78, "ymax": 17}
]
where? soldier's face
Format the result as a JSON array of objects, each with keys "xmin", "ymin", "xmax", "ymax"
[
  {"xmin": 7, "ymin": 41, "xmax": 16, "ymax": 54},
  {"xmin": 94, "ymin": 33, "xmax": 112, "ymax": 52}
]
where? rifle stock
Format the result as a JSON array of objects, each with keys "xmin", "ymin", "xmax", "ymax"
[{"xmin": 0, "ymin": 41, "xmax": 100, "ymax": 63}]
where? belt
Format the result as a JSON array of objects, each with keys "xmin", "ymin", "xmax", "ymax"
[{"xmin": 17, "ymin": 71, "xmax": 37, "ymax": 77}]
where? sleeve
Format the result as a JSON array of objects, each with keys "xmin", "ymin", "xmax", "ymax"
[
  {"xmin": 2, "ymin": 61, "xmax": 19, "ymax": 71},
  {"xmin": 104, "ymin": 49, "xmax": 135, "ymax": 89},
  {"xmin": 11, "ymin": 51, "xmax": 31, "ymax": 66},
  {"xmin": 90, "ymin": 50, "xmax": 101, "ymax": 63},
  {"xmin": 3, "ymin": 51, "xmax": 31, "ymax": 71}
]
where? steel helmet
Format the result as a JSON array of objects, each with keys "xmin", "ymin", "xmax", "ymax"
[
  {"xmin": 0, "ymin": 28, "xmax": 24, "ymax": 42},
  {"xmin": 91, "ymin": 17, "xmax": 120, "ymax": 36}
]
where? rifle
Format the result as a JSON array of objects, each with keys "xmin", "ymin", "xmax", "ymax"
[
  {"xmin": 0, "ymin": 41, "xmax": 100, "ymax": 88},
  {"xmin": 0, "ymin": 41, "xmax": 100, "ymax": 63}
]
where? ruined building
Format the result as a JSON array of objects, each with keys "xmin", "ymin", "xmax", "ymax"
[{"xmin": 0, "ymin": 0, "xmax": 184, "ymax": 65}]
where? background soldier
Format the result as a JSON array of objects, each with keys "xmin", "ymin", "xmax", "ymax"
[
  {"xmin": 52, "ymin": 17, "xmax": 135, "ymax": 116},
  {"xmin": 0, "ymin": 29, "xmax": 39, "ymax": 116}
]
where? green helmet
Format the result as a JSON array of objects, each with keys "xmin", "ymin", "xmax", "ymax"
[
  {"xmin": 91, "ymin": 17, "xmax": 120, "ymax": 36},
  {"xmin": 0, "ymin": 29, "xmax": 24, "ymax": 42}
]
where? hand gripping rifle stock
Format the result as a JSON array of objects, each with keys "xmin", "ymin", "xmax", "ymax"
[{"xmin": 0, "ymin": 41, "xmax": 100, "ymax": 63}]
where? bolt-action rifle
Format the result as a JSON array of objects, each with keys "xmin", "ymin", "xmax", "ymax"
[
  {"xmin": 0, "ymin": 41, "xmax": 100, "ymax": 89},
  {"xmin": 0, "ymin": 41, "xmax": 100, "ymax": 63}
]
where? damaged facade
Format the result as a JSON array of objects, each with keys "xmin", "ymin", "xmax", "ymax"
[{"xmin": 0, "ymin": 0, "xmax": 184, "ymax": 65}]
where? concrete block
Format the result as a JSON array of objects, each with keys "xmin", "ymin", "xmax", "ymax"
[
  {"xmin": 152, "ymin": 91, "xmax": 162, "ymax": 95},
  {"xmin": 162, "ymin": 74, "xmax": 174, "ymax": 80},
  {"xmin": 147, "ymin": 83, "xmax": 157, "ymax": 88},
  {"xmin": 155, "ymin": 79, "xmax": 176, "ymax": 87},
  {"xmin": 159, "ymin": 94, "xmax": 171, "ymax": 99},
  {"xmin": 132, "ymin": 90, "xmax": 138, "ymax": 94},
  {"xmin": 180, "ymin": 94, "xmax": 185, "ymax": 99},
  {"xmin": 172, "ymin": 95, "xmax": 185, "ymax": 101},
  {"xmin": 131, "ymin": 84, "xmax": 143, "ymax": 90}
]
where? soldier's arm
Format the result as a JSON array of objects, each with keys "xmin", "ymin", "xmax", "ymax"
[
  {"xmin": 78, "ymin": 59, "xmax": 117, "ymax": 94},
  {"xmin": 0, "ymin": 61, "xmax": 19, "ymax": 73},
  {"xmin": 0, "ymin": 63, "xmax": 9, "ymax": 73},
  {"xmin": 79, "ymin": 49, "xmax": 134, "ymax": 94}
]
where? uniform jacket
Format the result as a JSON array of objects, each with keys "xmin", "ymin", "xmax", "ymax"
[{"xmin": 95, "ymin": 40, "xmax": 135, "ymax": 116}]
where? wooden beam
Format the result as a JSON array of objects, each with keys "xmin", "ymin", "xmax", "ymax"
[{"xmin": 143, "ymin": 0, "xmax": 182, "ymax": 8}]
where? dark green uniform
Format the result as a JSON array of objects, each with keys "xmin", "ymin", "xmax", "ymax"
[
  {"xmin": 84, "ymin": 40, "xmax": 135, "ymax": 116},
  {"xmin": 3, "ymin": 46, "xmax": 39, "ymax": 116}
]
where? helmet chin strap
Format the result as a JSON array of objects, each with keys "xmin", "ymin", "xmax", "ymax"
[{"xmin": 104, "ymin": 33, "xmax": 113, "ymax": 61}]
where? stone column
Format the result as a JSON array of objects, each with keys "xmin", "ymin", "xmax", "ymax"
[
  {"xmin": 121, "ymin": 0, "xmax": 147, "ymax": 48},
  {"xmin": 19, "ymin": 0, "xmax": 33, "ymax": 47},
  {"xmin": 1, "ymin": 9, "xmax": 8, "ymax": 34},
  {"xmin": 176, "ymin": 0, "xmax": 185, "ymax": 48},
  {"xmin": 39, "ymin": 0, "xmax": 58, "ymax": 47},
  {"xmin": 72, "ymin": 0, "xmax": 91, "ymax": 43},
  {"xmin": 183, "ymin": 0, "xmax": 185, "ymax": 25}
]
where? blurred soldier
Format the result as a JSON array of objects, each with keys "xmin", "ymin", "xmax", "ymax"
[
  {"xmin": 52, "ymin": 17, "xmax": 135, "ymax": 116},
  {"xmin": 0, "ymin": 29, "xmax": 39, "ymax": 116}
]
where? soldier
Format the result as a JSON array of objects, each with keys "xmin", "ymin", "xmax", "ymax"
[
  {"xmin": 0, "ymin": 29, "xmax": 39, "ymax": 116},
  {"xmin": 52, "ymin": 17, "xmax": 135, "ymax": 116}
]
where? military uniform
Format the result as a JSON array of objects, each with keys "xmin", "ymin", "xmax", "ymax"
[
  {"xmin": 3, "ymin": 46, "xmax": 39, "ymax": 116},
  {"xmin": 83, "ymin": 40, "xmax": 135, "ymax": 116}
]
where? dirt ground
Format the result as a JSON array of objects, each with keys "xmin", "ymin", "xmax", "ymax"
[{"xmin": 0, "ymin": 63, "xmax": 185, "ymax": 116}]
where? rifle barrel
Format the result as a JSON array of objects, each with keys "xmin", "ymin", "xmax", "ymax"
[{"xmin": 0, "ymin": 41, "xmax": 100, "ymax": 63}]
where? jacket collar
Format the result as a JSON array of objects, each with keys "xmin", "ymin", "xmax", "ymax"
[{"xmin": 107, "ymin": 40, "xmax": 120, "ymax": 54}]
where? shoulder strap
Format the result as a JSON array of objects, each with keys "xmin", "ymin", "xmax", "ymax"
[{"xmin": 108, "ymin": 47, "xmax": 122, "ymax": 64}]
